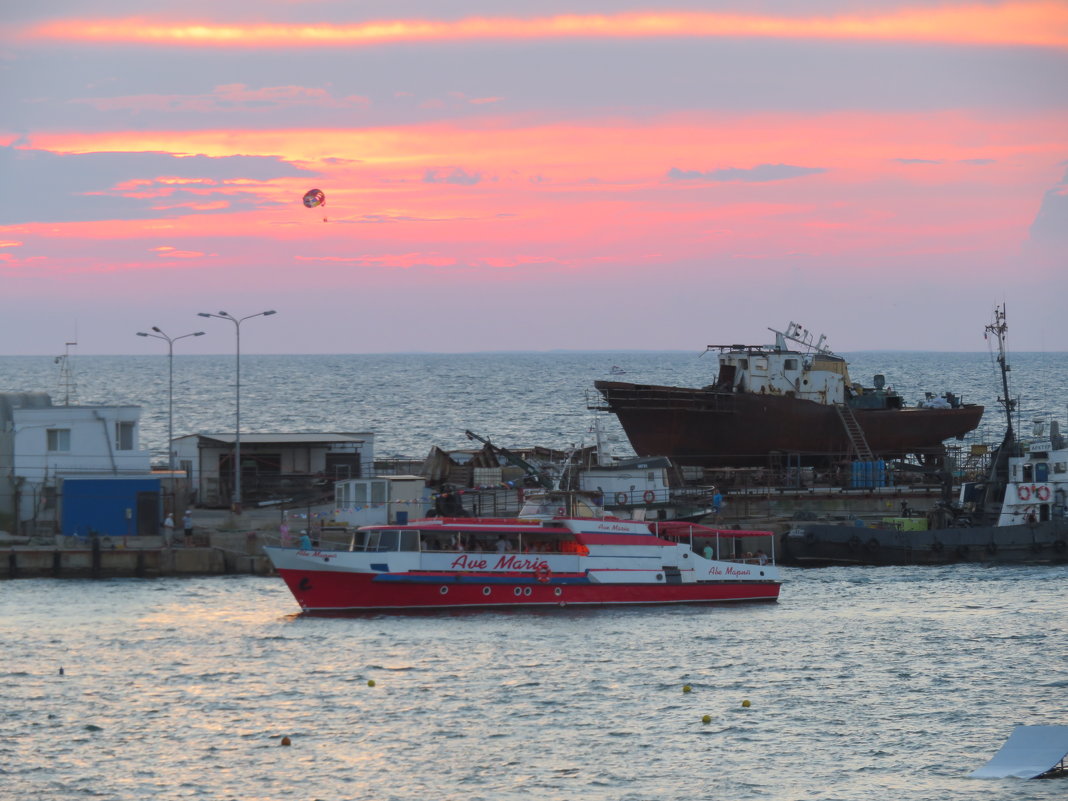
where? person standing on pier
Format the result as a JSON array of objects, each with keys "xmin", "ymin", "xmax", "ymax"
[
  {"xmin": 162, "ymin": 513, "xmax": 175, "ymax": 547},
  {"xmin": 182, "ymin": 510, "xmax": 194, "ymax": 545}
]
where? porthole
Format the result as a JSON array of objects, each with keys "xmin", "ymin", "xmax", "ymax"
[
  {"xmin": 439, "ymin": 585, "xmax": 449, "ymax": 595},
  {"xmin": 513, "ymin": 587, "xmax": 523, "ymax": 596},
  {"xmin": 656, "ymin": 573, "xmax": 663, "ymax": 581},
  {"xmin": 553, "ymin": 587, "xmax": 562, "ymax": 597},
  {"xmin": 482, "ymin": 586, "xmax": 491, "ymax": 596},
  {"xmin": 523, "ymin": 586, "xmax": 532, "ymax": 596}
]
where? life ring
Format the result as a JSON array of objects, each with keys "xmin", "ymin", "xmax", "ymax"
[
  {"xmin": 1017, "ymin": 485, "xmax": 1031, "ymax": 501},
  {"xmin": 643, "ymin": 490, "xmax": 656, "ymax": 503},
  {"xmin": 615, "ymin": 492, "xmax": 628, "ymax": 505},
  {"xmin": 534, "ymin": 565, "xmax": 551, "ymax": 584},
  {"xmin": 1035, "ymin": 485, "xmax": 1051, "ymax": 502}
]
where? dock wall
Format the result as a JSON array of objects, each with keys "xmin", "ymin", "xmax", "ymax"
[{"xmin": 1, "ymin": 532, "xmax": 274, "ymax": 579}]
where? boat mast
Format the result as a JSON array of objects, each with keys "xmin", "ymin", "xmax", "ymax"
[{"xmin": 984, "ymin": 304, "xmax": 1015, "ymax": 441}]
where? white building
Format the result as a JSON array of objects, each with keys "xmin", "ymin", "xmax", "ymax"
[
  {"xmin": 0, "ymin": 392, "xmax": 152, "ymax": 534},
  {"xmin": 333, "ymin": 475, "xmax": 430, "ymax": 527}
]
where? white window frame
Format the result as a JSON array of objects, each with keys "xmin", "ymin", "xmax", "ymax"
[
  {"xmin": 115, "ymin": 421, "xmax": 135, "ymax": 451},
  {"xmin": 47, "ymin": 428, "xmax": 71, "ymax": 452}
]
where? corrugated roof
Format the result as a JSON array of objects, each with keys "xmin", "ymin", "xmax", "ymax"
[{"xmin": 195, "ymin": 432, "xmax": 370, "ymax": 445}]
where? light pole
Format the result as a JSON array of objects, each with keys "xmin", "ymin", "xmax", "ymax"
[
  {"xmin": 197, "ymin": 310, "xmax": 277, "ymax": 514},
  {"xmin": 137, "ymin": 327, "xmax": 205, "ymax": 473}
]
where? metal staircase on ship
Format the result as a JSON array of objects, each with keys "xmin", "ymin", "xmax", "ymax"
[{"xmin": 834, "ymin": 403, "xmax": 875, "ymax": 461}]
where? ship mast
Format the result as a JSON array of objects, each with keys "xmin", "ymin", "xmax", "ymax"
[
  {"xmin": 55, "ymin": 340, "xmax": 79, "ymax": 406},
  {"xmin": 984, "ymin": 304, "xmax": 1014, "ymax": 441}
]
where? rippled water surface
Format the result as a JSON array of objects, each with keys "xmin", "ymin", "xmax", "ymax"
[
  {"xmin": 4, "ymin": 566, "xmax": 1066, "ymax": 801},
  {"xmin": 1, "ymin": 350, "xmax": 1065, "ymax": 463},
  {"xmin": 3, "ymin": 350, "xmax": 1067, "ymax": 799}
]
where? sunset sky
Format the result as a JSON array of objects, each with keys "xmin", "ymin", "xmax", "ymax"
[{"xmin": 2, "ymin": 1, "xmax": 1066, "ymax": 354}]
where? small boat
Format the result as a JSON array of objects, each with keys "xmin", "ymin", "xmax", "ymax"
[
  {"xmin": 593, "ymin": 321, "xmax": 983, "ymax": 468},
  {"xmin": 265, "ymin": 491, "xmax": 781, "ymax": 612},
  {"xmin": 609, "ymin": 365, "xmax": 627, "ymax": 375},
  {"xmin": 779, "ymin": 306, "xmax": 1068, "ymax": 566}
]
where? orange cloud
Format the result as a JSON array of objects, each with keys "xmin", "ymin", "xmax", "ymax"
[{"xmin": 24, "ymin": 4, "xmax": 1068, "ymax": 49}]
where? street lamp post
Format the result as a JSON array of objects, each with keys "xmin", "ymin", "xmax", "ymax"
[
  {"xmin": 136, "ymin": 327, "xmax": 205, "ymax": 473},
  {"xmin": 197, "ymin": 310, "xmax": 277, "ymax": 514}
]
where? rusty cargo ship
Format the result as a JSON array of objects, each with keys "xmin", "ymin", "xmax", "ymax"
[{"xmin": 593, "ymin": 322, "xmax": 984, "ymax": 469}]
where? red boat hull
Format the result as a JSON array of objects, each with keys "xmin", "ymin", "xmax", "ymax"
[
  {"xmin": 275, "ymin": 568, "xmax": 781, "ymax": 612},
  {"xmin": 595, "ymin": 380, "xmax": 983, "ymax": 467}
]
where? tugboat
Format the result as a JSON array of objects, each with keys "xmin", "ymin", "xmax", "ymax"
[
  {"xmin": 593, "ymin": 321, "xmax": 983, "ymax": 468},
  {"xmin": 264, "ymin": 490, "xmax": 781, "ymax": 612},
  {"xmin": 779, "ymin": 306, "xmax": 1068, "ymax": 565}
]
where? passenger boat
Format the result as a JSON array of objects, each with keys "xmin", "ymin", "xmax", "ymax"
[
  {"xmin": 592, "ymin": 321, "xmax": 983, "ymax": 468},
  {"xmin": 265, "ymin": 491, "xmax": 781, "ymax": 612},
  {"xmin": 779, "ymin": 307, "xmax": 1068, "ymax": 566}
]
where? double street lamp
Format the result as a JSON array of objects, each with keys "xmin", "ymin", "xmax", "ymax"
[
  {"xmin": 136, "ymin": 327, "xmax": 205, "ymax": 473},
  {"xmin": 197, "ymin": 310, "xmax": 277, "ymax": 514}
]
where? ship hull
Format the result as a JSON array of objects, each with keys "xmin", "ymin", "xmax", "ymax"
[
  {"xmin": 270, "ymin": 563, "xmax": 780, "ymax": 612},
  {"xmin": 594, "ymin": 380, "xmax": 983, "ymax": 467},
  {"xmin": 779, "ymin": 521, "xmax": 1068, "ymax": 566}
]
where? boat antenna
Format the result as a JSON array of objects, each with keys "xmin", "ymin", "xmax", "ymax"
[{"xmin": 984, "ymin": 304, "xmax": 1014, "ymax": 441}]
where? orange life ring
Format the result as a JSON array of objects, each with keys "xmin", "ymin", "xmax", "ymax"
[
  {"xmin": 534, "ymin": 565, "xmax": 551, "ymax": 584},
  {"xmin": 1017, "ymin": 485, "xmax": 1031, "ymax": 501},
  {"xmin": 1035, "ymin": 485, "xmax": 1051, "ymax": 502},
  {"xmin": 643, "ymin": 490, "xmax": 656, "ymax": 503}
]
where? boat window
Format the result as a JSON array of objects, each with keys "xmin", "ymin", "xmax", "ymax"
[
  {"xmin": 1022, "ymin": 464, "xmax": 1034, "ymax": 482},
  {"xmin": 784, "ymin": 358, "xmax": 798, "ymax": 371},
  {"xmin": 738, "ymin": 359, "xmax": 749, "ymax": 370},
  {"xmin": 358, "ymin": 530, "xmax": 402, "ymax": 551},
  {"xmin": 1055, "ymin": 462, "xmax": 1067, "ymax": 474},
  {"xmin": 399, "ymin": 531, "xmax": 420, "ymax": 552}
]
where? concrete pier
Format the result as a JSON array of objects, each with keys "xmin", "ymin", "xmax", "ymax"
[{"xmin": 1, "ymin": 532, "xmax": 274, "ymax": 579}]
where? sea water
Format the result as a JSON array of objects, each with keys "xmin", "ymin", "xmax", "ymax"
[
  {"xmin": 2, "ymin": 351, "xmax": 1067, "ymax": 800},
  {"xmin": 1, "ymin": 350, "xmax": 1066, "ymax": 464},
  {"xmin": 3, "ymin": 566, "xmax": 1066, "ymax": 801}
]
